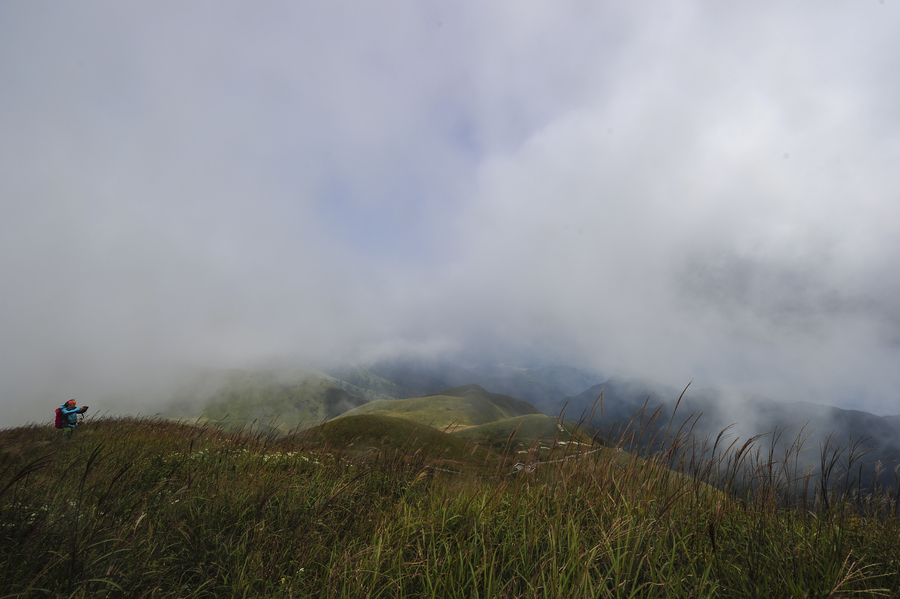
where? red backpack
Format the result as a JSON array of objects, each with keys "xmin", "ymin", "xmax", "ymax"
[{"xmin": 54, "ymin": 407, "xmax": 66, "ymax": 429}]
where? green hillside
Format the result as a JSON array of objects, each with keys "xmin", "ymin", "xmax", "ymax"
[
  {"xmin": 197, "ymin": 369, "xmax": 367, "ymax": 432},
  {"xmin": 303, "ymin": 413, "xmax": 487, "ymax": 461},
  {"xmin": 3, "ymin": 416, "xmax": 899, "ymax": 597},
  {"xmin": 321, "ymin": 365, "xmax": 420, "ymax": 400},
  {"xmin": 449, "ymin": 413, "xmax": 598, "ymax": 450},
  {"xmin": 334, "ymin": 383, "xmax": 543, "ymax": 430}
]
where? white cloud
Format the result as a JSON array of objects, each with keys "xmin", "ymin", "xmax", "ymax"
[{"xmin": 2, "ymin": 1, "xmax": 900, "ymax": 425}]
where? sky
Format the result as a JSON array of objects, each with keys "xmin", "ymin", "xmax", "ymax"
[{"xmin": 2, "ymin": 1, "xmax": 899, "ymax": 426}]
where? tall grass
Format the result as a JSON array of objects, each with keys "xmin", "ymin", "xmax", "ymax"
[{"xmin": 2, "ymin": 410, "xmax": 899, "ymax": 598}]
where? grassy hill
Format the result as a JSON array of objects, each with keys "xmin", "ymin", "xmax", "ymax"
[
  {"xmin": 303, "ymin": 413, "xmax": 488, "ymax": 462},
  {"xmin": 2, "ymin": 416, "xmax": 899, "ymax": 597},
  {"xmin": 190, "ymin": 369, "xmax": 368, "ymax": 432},
  {"xmin": 450, "ymin": 413, "xmax": 598, "ymax": 450},
  {"xmin": 302, "ymin": 387, "xmax": 600, "ymax": 465},
  {"xmin": 319, "ymin": 364, "xmax": 421, "ymax": 400},
  {"xmin": 334, "ymin": 383, "xmax": 543, "ymax": 429},
  {"xmin": 166, "ymin": 371, "xmax": 597, "ymax": 461},
  {"xmin": 161, "ymin": 360, "xmax": 606, "ymax": 438}
]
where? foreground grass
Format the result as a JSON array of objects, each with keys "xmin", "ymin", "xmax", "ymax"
[{"xmin": 2, "ymin": 416, "xmax": 899, "ymax": 598}]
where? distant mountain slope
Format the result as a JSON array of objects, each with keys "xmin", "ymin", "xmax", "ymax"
[
  {"xmin": 365, "ymin": 358, "xmax": 479, "ymax": 396},
  {"xmin": 163, "ymin": 358, "xmax": 603, "ymax": 437},
  {"xmin": 356, "ymin": 358, "xmax": 603, "ymax": 409},
  {"xmin": 467, "ymin": 364, "xmax": 603, "ymax": 410},
  {"xmin": 188, "ymin": 369, "xmax": 368, "ymax": 432},
  {"xmin": 469, "ymin": 368, "xmax": 573, "ymax": 411},
  {"xmin": 525, "ymin": 365, "xmax": 605, "ymax": 398},
  {"xmin": 552, "ymin": 377, "xmax": 723, "ymax": 434},
  {"xmin": 555, "ymin": 377, "xmax": 900, "ymax": 488},
  {"xmin": 334, "ymin": 384, "xmax": 544, "ymax": 430},
  {"xmin": 320, "ymin": 365, "xmax": 420, "ymax": 401}
]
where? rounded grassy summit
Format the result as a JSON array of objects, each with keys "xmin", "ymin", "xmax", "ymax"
[{"xmin": 323, "ymin": 384, "xmax": 597, "ymax": 452}]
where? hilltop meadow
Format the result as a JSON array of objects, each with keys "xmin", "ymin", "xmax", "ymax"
[{"xmin": 3, "ymin": 392, "xmax": 900, "ymax": 598}]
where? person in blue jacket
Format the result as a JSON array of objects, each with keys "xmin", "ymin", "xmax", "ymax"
[{"xmin": 59, "ymin": 399, "xmax": 88, "ymax": 431}]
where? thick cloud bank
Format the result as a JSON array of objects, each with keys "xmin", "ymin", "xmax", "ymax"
[{"xmin": 2, "ymin": 1, "xmax": 899, "ymax": 425}]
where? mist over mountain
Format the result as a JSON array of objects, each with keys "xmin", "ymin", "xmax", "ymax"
[
  {"xmin": 3, "ymin": 3, "xmax": 900, "ymax": 429},
  {"xmin": 281, "ymin": 355, "xmax": 900, "ymax": 488},
  {"xmin": 163, "ymin": 358, "xmax": 600, "ymax": 430},
  {"xmin": 337, "ymin": 358, "xmax": 604, "ymax": 409},
  {"xmin": 159, "ymin": 356, "xmax": 899, "ymax": 490},
  {"xmin": 165, "ymin": 368, "xmax": 369, "ymax": 433},
  {"xmin": 359, "ymin": 358, "xmax": 479, "ymax": 397},
  {"xmin": 355, "ymin": 361, "xmax": 900, "ymax": 485},
  {"xmin": 555, "ymin": 377, "xmax": 900, "ymax": 489}
]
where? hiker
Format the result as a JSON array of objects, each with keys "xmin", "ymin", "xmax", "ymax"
[{"xmin": 56, "ymin": 399, "xmax": 88, "ymax": 433}]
